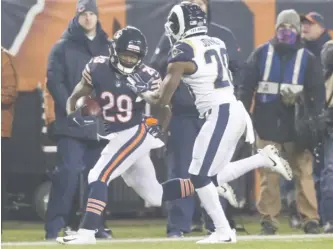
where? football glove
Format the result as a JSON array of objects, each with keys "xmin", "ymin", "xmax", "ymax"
[
  {"xmin": 68, "ymin": 108, "xmax": 97, "ymax": 127},
  {"xmin": 127, "ymin": 73, "xmax": 153, "ymax": 94},
  {"xmin": 144, "ymin": 117, "xmax": 164, "ymax": 139},
  {"xmin": 147, "ymin": 124, "xmax": 164, "ymax": 139}
]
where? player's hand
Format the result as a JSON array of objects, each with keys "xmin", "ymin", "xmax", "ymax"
[
  {"xmin": 142, "ymin": 91, "xmax": 160, "ymax": 105},
  {"xmin": 147, "ymin": 123, "xmax": 164, "ymax": 140},
  {"xmin": 127, "ymin": 73, "xmax": 153, "ymax": 94},
  {"xmin": 67, "ymin": 109, "xmax": 96, "ymax": 127},
  {"xmin": 144, "ymin": 116, "xmax": 164, "ymax": 140}
]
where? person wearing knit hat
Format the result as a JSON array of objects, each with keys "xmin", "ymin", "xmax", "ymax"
[
  {"xmin": 75, "ymin": 0, "xmax": 99, "ymax": 39},
  {"xmin": 275, "ymin": 9, "xmax": 301, "ymax": 46},
  {"xmin": 301, "ymin": 12, "xmax": 332, "ymax": 57},
  {"xmin": 76, "ymin": 0, "xmax": 98, "ymax": 16},
  {"xmin": 276, "ymin": 9, "xmax": 301, "ymax": 32},
  {"xmin": 237, "ymin": 9, "xmax": 325, "ymax": 235},
  {"xmin": 300, "ymin": 11, "xmax": 331, "ymax": 231},
  {"xmin": 44, "ymin": 0, "xmax": 112, "ymax": 240}
]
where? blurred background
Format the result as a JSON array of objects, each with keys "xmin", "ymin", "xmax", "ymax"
[{"xmin": 1, "ymin": 0, "xmax": 332, "ymax": 225}]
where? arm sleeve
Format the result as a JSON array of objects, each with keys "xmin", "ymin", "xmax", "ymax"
[
  {"xmin": 82, "ymin": 59, "xmax": 94, "ymax": 86},
  {"xmin": 303, "ymin": 54, "xmax": 326, "ymax": 116},
  {"xmin": 237, "ymin": 48, "xmax": 261, "ymax": 111},
  {"xmin": 82, "ymin": 56, "xmax": 107, "ymax": 87},
  {"xmin": 46, "ymin": 42, "xmax": 70, "ymax": 113},
  {"xmin": 149, "ymin": 34, "xmax": 171, "ymax": 78}
]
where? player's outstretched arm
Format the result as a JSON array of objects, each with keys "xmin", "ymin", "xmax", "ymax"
[
  {"xmin": 149, "ymin": 61, "xmax": 195, "ymax": 107},
  {"xmin": 156, "ymin": 105, "xmax": 172, "ymax": 132},
  {"xmin": 157, "ymin": 62, "xmax": 184, "ymax": 106},
  {"xmin": 66, "ymin": 76, "xmax": 93, "ymax": 115}
]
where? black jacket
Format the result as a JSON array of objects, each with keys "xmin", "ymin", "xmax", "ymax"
[
  {"xmin": 238, "ymin": 39, "xmax": 326, "ymax": 143},
  {"xmin": 304, "ymin": 30, "xmax": 331, "ymax": 57},
  {"xmin": 150, "ymin": 22, "xmax": 241, "ymax": 117},
  {"xmin": 321, "ymin": 40, "xmax": 333, "ymax": 80},
  {"xmin": 321, "ymin": 41, "xmax": 333, "ymax": 127},
  {"xmin": 46, "ymin": 17, "xmax": 109, "ymax": 140}
]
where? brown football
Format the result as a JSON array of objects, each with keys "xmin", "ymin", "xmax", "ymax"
[{"xmin": 76, "ymin": 96, "xmax": 102, "ymax": 116}]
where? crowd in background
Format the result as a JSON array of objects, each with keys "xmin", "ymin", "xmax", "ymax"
[{"xmin": 1, "ymin": 0, "xmax": 333, "ymax": 239}]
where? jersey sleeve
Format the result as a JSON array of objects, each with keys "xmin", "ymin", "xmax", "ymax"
[
  {"xmin": 137, "ymin": 64, "xmax": 162, "ymax": 92},
  {"xmin": 82, "ymin": 56, "xmax": 108, "ymax": 86},
  {"xmin": 167, "ymin": 41, "xmax": 195, "ymax": 64}
]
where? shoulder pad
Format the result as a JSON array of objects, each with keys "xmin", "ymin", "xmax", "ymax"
[
  {"xmin": 168, "ymin": 41, "xmax": 195, "ymax": 64},
  {"xmin": 89, "ymin": 56, "xmax": 109, "ymax": 69},
  {"xmin": 88, "ymin": 56, "xmax": 109, "ymax": 71},
  {"xmin": 82, "ymin": 56, "xmax": 109, "ymax": 85}
]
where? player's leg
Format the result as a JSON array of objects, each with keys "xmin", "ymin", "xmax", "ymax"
[
  {"xmin": 212, "ymin": 103, "xmax": 292, "ymax": 186},
  {"xmin": 214, "ymin": 145, "xmax": 292, "ymax": 186},
  {"xmin": 84, "ymin": 140, "xmax": 112, "ymax": 239},
  {"xmin": 64, "ymin": 140, "xmax": 111, "ymax": 239},
  {"xmin": 56, "ymin": 124, "xmax": 150, "ymax": 244},
  {"xmin": 122, "ymin": 154, "xmax": 163, "ymax": 206},
  {"xmin": 189, "ymin": 103, "xmax": 244, "ymax": 244},
  {"xmin": 122, "ymin": 153, "xmax": 196, "ymax": 207}
]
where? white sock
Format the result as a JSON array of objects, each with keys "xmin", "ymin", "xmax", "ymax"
[
  {"xmin": 196, "ymin": 182, "xmax": 232, "ymax": 234},
  {"xmin": 217, "ymin": 153, "xmax": 268, "ymax": 184}
]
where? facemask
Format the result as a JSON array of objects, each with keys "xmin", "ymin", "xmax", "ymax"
[{"xmin": 276, "ymin": 28, "xmax": 297, "ymax": 45}]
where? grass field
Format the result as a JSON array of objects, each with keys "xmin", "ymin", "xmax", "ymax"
[{"xmin": 2, "ymin": 216, "xmax": 333, "ymax": 249}]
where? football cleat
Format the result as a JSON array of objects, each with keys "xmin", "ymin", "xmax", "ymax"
[
  {"xmin": 216, "ymin": 183, "xmax": 239, "ymax": 208},
  {"xmin": 56, "ymin": 229, "xmax": 96, "ymax": 245},
  {"xmin": 259, "ymin": 145, "xmax": 293, "ymax": 181},
  {"xmin": 196, "ymin": 229, "xmax": 237, "ymax": 244}
]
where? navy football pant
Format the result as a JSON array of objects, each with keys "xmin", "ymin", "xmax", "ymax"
[{"xmin": 45, "ymin": 137, "xmax": 106, "ymax": 238}]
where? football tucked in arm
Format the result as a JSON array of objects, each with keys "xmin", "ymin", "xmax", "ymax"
[{"xmin": 75, "ymin": 96, "xmax": 102, "ymax": 116}]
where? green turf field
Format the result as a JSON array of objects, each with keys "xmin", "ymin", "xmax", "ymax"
[{"xmin": 2, "ymin": 216, "xmax": 333, "ymax": 249}]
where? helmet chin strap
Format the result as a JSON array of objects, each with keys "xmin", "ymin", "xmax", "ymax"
[
  {"xmin": 110, "ymin": 45, "xmax": 141, "ymax": 75},
  {"xmin": 116, "ymin": 61, "xmax": 139, "ymax": 75}
]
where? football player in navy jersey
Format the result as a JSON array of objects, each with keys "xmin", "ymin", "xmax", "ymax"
[{"xmin": 56, "ymin": 26, "xmax": 197, "ymax": 245}]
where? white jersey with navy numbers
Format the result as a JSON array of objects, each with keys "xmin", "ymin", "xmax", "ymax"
[{"xmin": 168, "ymin": 35, "xmax": 237, "ymax": 115}]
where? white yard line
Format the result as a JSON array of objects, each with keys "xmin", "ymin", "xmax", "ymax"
[{"xmin": 2, "ymin": 234, "xmax": 333, "ymax": 247}]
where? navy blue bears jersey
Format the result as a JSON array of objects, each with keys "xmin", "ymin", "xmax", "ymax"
[{"xmin": 82, "ymin": 56, "xmax": 161, "ymax": 134}]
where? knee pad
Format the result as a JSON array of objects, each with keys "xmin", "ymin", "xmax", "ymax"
[{"xmin": 190, "ymin": 174, "xmax": 211, "ymax": 189}]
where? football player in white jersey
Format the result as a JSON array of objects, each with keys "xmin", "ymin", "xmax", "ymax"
[{"xmin": 129, "ymin": 1, "xmax": 293, "ymax": 244}]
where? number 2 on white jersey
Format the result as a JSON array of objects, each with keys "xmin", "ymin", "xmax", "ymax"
[{"xmin": 204, "ymin": 48, "xmax": 233, "ymax": 89}]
